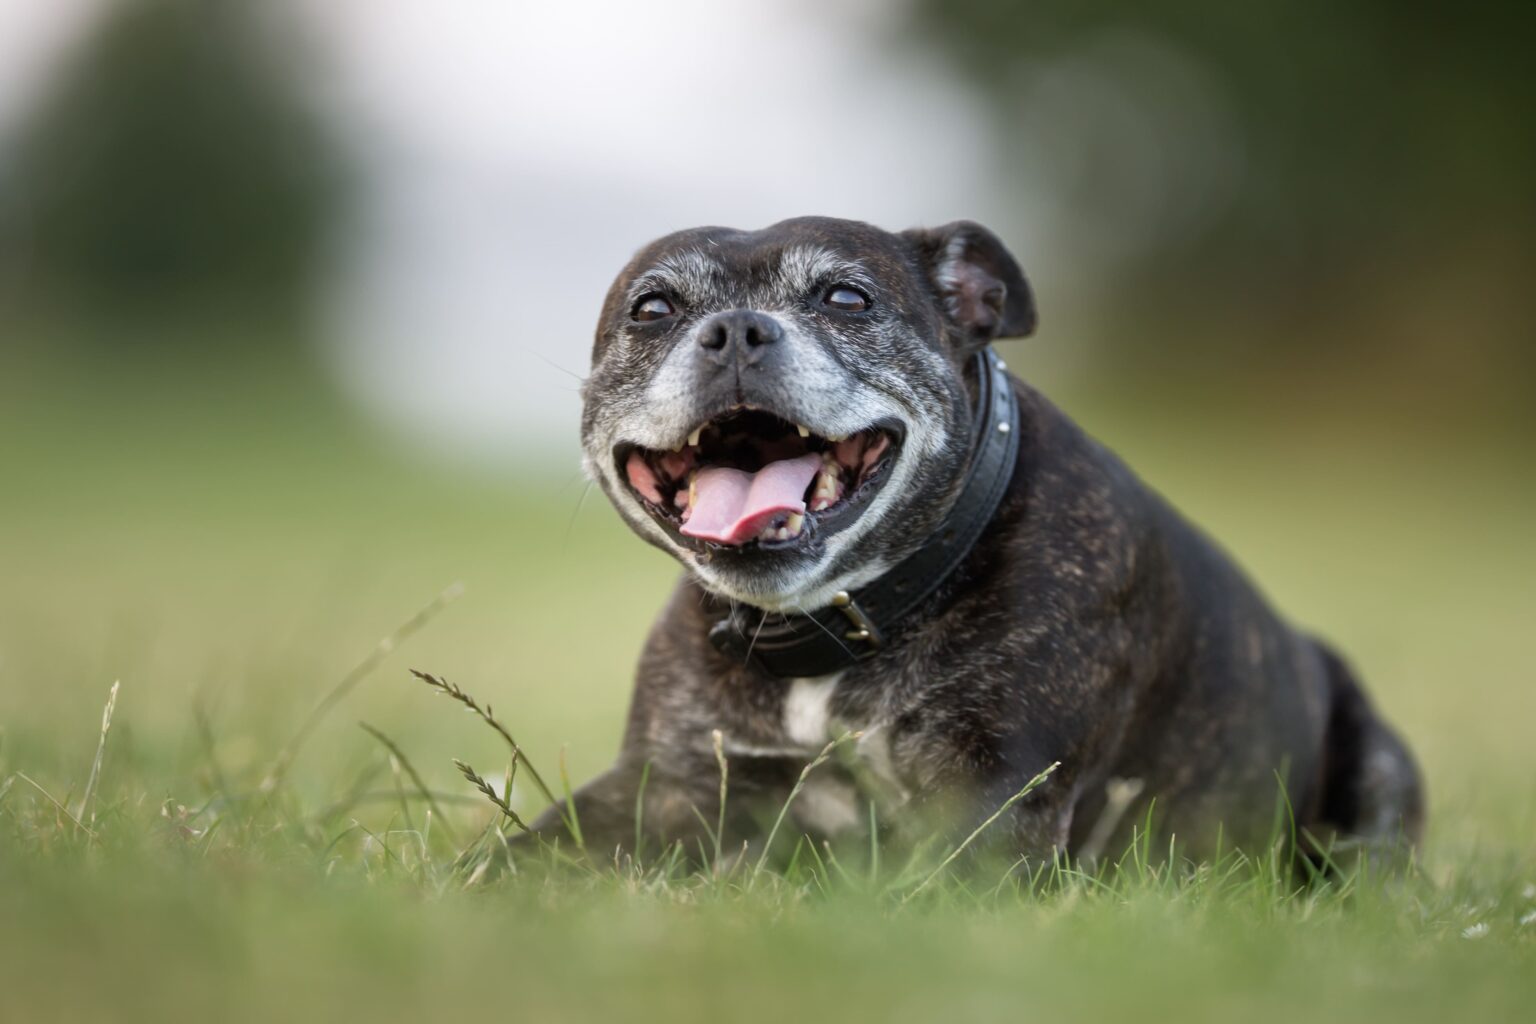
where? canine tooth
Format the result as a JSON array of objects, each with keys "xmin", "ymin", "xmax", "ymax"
[
  {"xmin": 809, "ymin": 459, "xmax": 842, "ymax": 512},
  {"xmin": 796, "ymin": 424, "xmax": 810, "ymax": 438},
  {"xmin": 813, "ymin": 457, "xmax": 842, "ymax": 498},
  {"xmin": 785, "ymin": 512, "xmax": 804, "ymax": 535},
  {"xmin": 827, "ymin": 433, "xmax": 847, "ymax": 443},
  {"xmin": 687, "ymin": 427, "xmax": 702, "ymax": 447}
]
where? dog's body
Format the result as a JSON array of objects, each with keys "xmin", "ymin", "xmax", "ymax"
[{"xmin": 533, "ymin": 217, "xmax": 1422, "ymax": 864}]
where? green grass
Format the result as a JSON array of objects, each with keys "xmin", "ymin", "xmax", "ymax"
[{"xmin": 2, "ymin": 342, "xmax": 1533, "ymax": 1022}]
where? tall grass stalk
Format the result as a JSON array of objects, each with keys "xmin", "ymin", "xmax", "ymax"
[
  {"xmin": 261, "ymin": 583, "xmax": 463, "ymax": 794},
  {"xmin": 75, "ymin": 680, "xmax": 119, "ymax": 825},
  {"xmin": 750, "ymin": 731, "xmax": 861, "ymax": 887},
  {"xmin": 902, "ymin": 760, "xmax": 1060, "ymax": 904}
]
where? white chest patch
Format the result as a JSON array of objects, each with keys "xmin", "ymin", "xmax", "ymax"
[{"xmin": 782, "ymin": 673, "xmax": 843, "ymax": 748}]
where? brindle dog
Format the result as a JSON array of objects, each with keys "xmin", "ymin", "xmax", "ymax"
[{"xmin": 529, "ymin": 216, "xmax": 1422, "ymax": 866}]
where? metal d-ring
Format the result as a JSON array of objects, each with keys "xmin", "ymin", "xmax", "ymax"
[{"xmin": 831, "ymin": 591, "xmax": 881, "ymax": 648}]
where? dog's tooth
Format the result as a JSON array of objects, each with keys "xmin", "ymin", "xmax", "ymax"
[
  {"xmin": 687, "ymin": 427, "xmax": 702, "ymax": 448},
  {"xmin": 796, "ymin": 424, "xmax": 810, "ymax": 438},
  {"xmin": 810, "ymin": 458, "xmax": 842, "ymax": 509},
  {"xmin": 785, "ymin": 512, "xmax": 804, "ymax": 536},
  {"xmin": 809, "ymin": 469, "xmax": 841, "ymax": 510}
]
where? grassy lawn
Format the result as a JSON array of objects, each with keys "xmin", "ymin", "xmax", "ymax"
[{"xmin": 2, "ymin": 342, "xmax": 1532, "ymax": 1023}]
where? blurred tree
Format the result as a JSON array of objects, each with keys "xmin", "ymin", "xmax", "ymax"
[
  {"xmin": 905, "ymin": 1, "xmax": 1535, "ymax": 404},
  {"xmin": 0, "ymin": 0, "xmax": 335, "ymax": 346}
]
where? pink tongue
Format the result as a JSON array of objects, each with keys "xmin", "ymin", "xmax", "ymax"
[{"xmin": 680, "ymin": 453, "xmax": 822, "ymax": 545}]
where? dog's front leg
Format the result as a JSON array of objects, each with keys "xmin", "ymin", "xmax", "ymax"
[
  {"xmin": 519, "ymin": 758, "xmax": 729, "ymax": 862},
  {"xmin": 518, "ymin": 764, "xmax": 642, "ymax": 858}
]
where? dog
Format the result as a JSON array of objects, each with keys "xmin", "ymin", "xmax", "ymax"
[{"xmin": 529, "ymin": 216, "xmax": 1423, "ymax": 867}]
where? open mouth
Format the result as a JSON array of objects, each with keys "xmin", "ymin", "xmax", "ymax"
[{"xmin": 616, "ymin": 410, "xmax": 903, "ymax": 550}]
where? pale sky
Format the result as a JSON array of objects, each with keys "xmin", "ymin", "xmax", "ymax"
[{"xmin": 0, "ymin": 0, "xmax": 105, "ymax": 131}]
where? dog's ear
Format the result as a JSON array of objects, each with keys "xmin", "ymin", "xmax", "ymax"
[{"xmin": 902, "ymin": 221, "xmax": 1036, "ymax": 347}]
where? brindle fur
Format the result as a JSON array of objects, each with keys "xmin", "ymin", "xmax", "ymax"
[{"xmin": 532, "ymin": 217, "xmax": 1423, "ymax": 866}]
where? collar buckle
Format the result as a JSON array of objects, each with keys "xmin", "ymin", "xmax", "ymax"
[{"xmin": 831, "ymin": 590, "xmax": 882, "ymax": 650}]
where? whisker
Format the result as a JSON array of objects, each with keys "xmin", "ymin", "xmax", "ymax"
[
  {"xmin": 563, "ymin": 479, "xmax": 596, "ymax": 548},
  {"xmin": 744, "ymin": 609, "xmax": 769, "ymax": 664},
  {"xmin": 790, "ymin": 603, "xmax": 857, "ymax": 661},
  {"xmin": 529, "ymin": 349, "xmax": 587, "ymax": 385}
]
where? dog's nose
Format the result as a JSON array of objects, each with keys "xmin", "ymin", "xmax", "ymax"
[{"xmin": 697, "ymin": 310, "xmax": 783, "ymax": 363}]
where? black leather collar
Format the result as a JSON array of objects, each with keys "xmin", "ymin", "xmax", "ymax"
[{"xmin": 708, "ymin": 347, "xmax": 1020, "ymax": 678}]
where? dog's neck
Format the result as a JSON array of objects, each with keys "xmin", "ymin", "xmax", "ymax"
[{"xmin": 707, "ymin": 347, "xmax": 1020, "ymax": 678}]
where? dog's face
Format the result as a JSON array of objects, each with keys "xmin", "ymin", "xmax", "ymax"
[{"xmin": 581, "ymin": 216, "xmax": 1035, "ymax": 611}]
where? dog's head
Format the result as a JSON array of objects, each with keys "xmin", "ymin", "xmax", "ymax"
[{"xmin": 581, "ymin": 216, "xmax": 1035, "ymax": 611}]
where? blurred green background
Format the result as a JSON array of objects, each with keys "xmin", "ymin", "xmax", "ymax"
[{"xmin": 0, "ymin": 1, "xmax": 1533, "ymax": 1020}]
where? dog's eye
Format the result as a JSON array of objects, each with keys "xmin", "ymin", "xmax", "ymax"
[
  {"xmin": 632, "ymin": 295, "xmax": 676, "ymax": 322},
  {"xmin": 822, "ymin": 286, "xmax": 870, "ymax": 312}
]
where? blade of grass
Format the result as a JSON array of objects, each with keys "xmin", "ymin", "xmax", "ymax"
[
  {"xmin": 558, "ymin": 745, "xmax": 585, "ymax": 852},
  {"xmin": 868, "ymin": 799, "xmax": 880, "ymax": 884},
  {"xmin": 14, "ymin": 772, "xmax": 97, "ymax": 839},
  {"xmin": 353, "ymin": 819, "xmax": 409, "ymax": 874},
  {"xmin": 315, "ymin": 758, "xmax": 388, "ymax": 827},
  {"xmin": 314, "ymin": 789, "xmax": 480, "ymax": 822},
  {"xmin": 980, "ymin": 854, "xmax": 1033, "ymax": 902},
  {"xmin": 261, "ymin": 583, "xmax": 463, "ymax": 794},
  {"xmin": 318, "ymin": 823, "xmax": 363, "ymax": 869},
  {"xmin": 819, "ymin": 839, "xmax": 860, "ymax": 890},
  {"xmin": 409, "ymin": 669, "xmax": 558, "ymax": 809},
  {"xmin": 386, "ymin": 753, "xmax": 415, "ymax": 834},
  {"xmin": 750, "ymin": 731, "xmax": 860, "ymax": 887},
  {"xmin": 453, "ymin": 758, "xmax": 530, "ymax": 832},
  {"xmin": 901, "ymin": 760, "xmax": 1060, "ymax": 904},
  {"xmin": 191, "ymin": 698, "xmax": 231, "ymax": 800},
  {"xmin": 358, "ymin": 721, "xmax": 460, "ymax": 845},
  {"xmin": 800, "ymin": 837, "xmax": 830, "ymax": 894},
  {"xmin": 75, "ymin": 680, "xmax": 119, "ymax": 825},
  {"xmin": 633, "ymin": 760, "xmax": 651, "ymax": 865}
]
